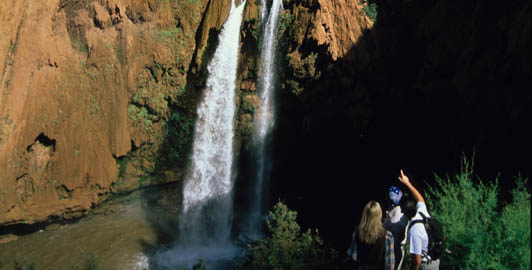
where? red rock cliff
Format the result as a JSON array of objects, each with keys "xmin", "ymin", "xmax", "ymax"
[{"xmin": 0, "ymin": 0, "xmax": 233, "ymax": 226}]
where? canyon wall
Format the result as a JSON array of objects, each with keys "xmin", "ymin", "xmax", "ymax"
[
  {"xmin": 0, "ymin": 0, "xmax": 234, "ymax": 226},
  {"xmin": 1, "ymin": 0, "xmax": 529, "ymax": 230},
  {"xmin": 268, "ymin": 0, "xmax": 531, "ymax": 246}
]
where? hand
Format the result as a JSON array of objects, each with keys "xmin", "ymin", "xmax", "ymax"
[{"xmin": 398, "ymin": 169, "xmax": 410, "ymax": 185}]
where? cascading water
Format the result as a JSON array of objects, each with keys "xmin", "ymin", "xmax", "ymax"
[
  {"xmin": 245, "ymin": 0, "xmax": 282, "ymax": 235},
  {"xmin": 153, "ymin": 1, "xmax": 245, "ymax": 269}
]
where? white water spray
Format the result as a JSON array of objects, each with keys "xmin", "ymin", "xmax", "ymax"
[
  {"xmin": 154, "ymin": 1, "xmax": 246, "ymax": 268},
  {"xmin": 181, "ymin": 0, "xmax": 245, "ymax": 244},
  {"xmin": 246, "ymin": 0, "xmax": 282, "ymax": 234},
  {"xmin": 257, "ymin": 0, "xmax": 282, "ymax": 139}
]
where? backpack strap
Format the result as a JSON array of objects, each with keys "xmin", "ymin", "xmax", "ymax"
[
  {"xmin": 408, "ymin": 212, "xmax": 432, "ymax": 261},
  {"xmin": 408, "ymin": 212, "xmax": 427, "ymax": 231}
]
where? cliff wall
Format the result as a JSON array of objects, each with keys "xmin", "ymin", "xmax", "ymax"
[
  {"xmin": 270, "ymin": 0, "xmax": 531, "ymax": 246},
  {"xmin": 0, "ymin": 0, "xmax": 233, "ymax": 226},
  {"xmin": 1, "ymin": 0, "xmax": 529, "ymax": 230}
]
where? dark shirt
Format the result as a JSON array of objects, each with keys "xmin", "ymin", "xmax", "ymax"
[{"xmin": 356, "ymin": 230, "xmax": 386, "ymax": 270}]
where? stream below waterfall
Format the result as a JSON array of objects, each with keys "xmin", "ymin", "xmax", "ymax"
[
  {"xmin": 0, "ymin": 185, "xmax": 247, "ymax": 270},
  {"xmin": 0, "ymin": 187, "xmax": 176, "ymax": 270}
]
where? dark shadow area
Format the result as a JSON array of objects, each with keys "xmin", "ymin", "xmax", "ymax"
[
  {"xmin": 0, "ymin": 214, "xmax": 87, "ymax": 237},
  {"xmin": 270, "ymin": 0, "xmax": 531, "ymax": 251}
]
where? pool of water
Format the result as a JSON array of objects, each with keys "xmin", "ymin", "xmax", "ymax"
[
  {"xmin": 0, "ymin": 185, "xmax": 249, "ymax": 270},
  {"xmin": 0, "ymin": 186, "xmax": 180, "ymax": 269}
]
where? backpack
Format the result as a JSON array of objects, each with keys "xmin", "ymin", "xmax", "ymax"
[{"xmin": 409, "ymin": 212, "xmax": 446, "ymax": 260}]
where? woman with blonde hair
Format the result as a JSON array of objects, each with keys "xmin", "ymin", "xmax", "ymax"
[{"xmin": 348, "ymin": 201, "xmax": 395, "ymax": 270}]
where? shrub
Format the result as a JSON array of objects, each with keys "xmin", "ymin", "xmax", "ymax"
[
  {"xmin": 361, "ymin": 1, "xmax": 378, "ymax": 23},
  {"xmin": 163, "ymin": 108, "xmax": 194, "ymax": 166},
  {"xmin": 496, "ymin": 177, "xmax": 530, "ymax": 270},
  {"xmin": 246, "ymin": 201, "xmax": 336, "ymax": 270},
  {"xmin": 426, "ymin": 158, "xmax": 530, "ymax": 270}
]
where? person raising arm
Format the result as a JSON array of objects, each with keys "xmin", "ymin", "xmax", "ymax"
[
  {"xmin": 398, "ymin": 170, "xmax": 439, "ymax": 270},
  {"xmin": 398, "ymin": 169, "xmax": 424, "ymax": 203}
]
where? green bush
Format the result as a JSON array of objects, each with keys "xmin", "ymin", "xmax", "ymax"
[
  {"xmin": 246, "ymin": 201, "xmax": 336, "ymax": 270},
  {"xmin": 426, "ymin": 158, "xmax": 530, "ymax": 270},
  {"xmin": 496, "ymin": 176, "xmax": 530, "ymax": 270},
  {"xmin": 361, "ymin": 1, "xmax": 378, "ymax": 23},
  {"xmin": 163, "ymin": 108, "xmax": 194, "ymax": 166}
]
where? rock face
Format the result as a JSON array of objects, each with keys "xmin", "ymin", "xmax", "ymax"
[
  {"xmin": 1, "ymin": 0, "xmax": 529, "ymax": 230},
  {"xmin": 275, "ymin": 0, "xmax": 531, "ymax": 168},
  {"xmin": 0, "ymin": 0, "xmax": 233, "ymax": 226},
  {"xmin": 268, "ymin": 0, "xmax": 530, "ymax": 247}
]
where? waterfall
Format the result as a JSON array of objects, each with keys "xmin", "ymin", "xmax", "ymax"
[
  {"xmin": 153, "ymin": 1, "xmax": 245, "ymax": 268},
  {"xmin": 246, "ymin": 0, "xmax": 282, "ymax": 235},
  {"xmin": 180, "ymin": 0, "xmax": 244, "ymax": 244},
  {"xmin": 257, "ymin": 0, "xmax": 281, "ymax": 140}
]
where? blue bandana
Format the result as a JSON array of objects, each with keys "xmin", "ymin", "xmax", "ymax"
[{"xmin": 389, "ymin": 186, "xmax": 403, "ymax": 207}]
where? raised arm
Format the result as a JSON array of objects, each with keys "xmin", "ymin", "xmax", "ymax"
[{"xmin": 398, "ymin": 170, "xmax": 424, "ymax": 203}]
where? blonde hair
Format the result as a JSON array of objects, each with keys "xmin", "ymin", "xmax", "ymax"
[{"xmin": 358, "ymin": 201, "xmax": 385, "ymax": 244}]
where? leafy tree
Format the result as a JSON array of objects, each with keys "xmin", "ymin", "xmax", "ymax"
[
  {"xmin": 246, "ymin": 201, "xmax": 337, "ymax": 270},
  {"xmin": 426, "ymin": 158, "xmax": 530, "ymax": 270}
]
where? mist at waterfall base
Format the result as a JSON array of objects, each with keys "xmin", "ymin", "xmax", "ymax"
[
  {"xmin": 151, "ymin": 1, "xmax": 246, "ymax": 269},
  {"xmin": 151, "ymin": 0, "xmax": 530, "ymax": 267}
]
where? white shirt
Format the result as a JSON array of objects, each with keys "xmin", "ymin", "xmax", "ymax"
[
  {"xmin": 408, "ymin": 202, "xmax": 431, "ymax": 259},
  {"xmin": 385, "ymin": 205, "xmax": 404, "ymax": 224}
]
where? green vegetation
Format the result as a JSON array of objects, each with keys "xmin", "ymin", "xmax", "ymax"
[
  {"xmin": 240, "ymin": 95, "xmax": 256, "ymax": 114},
  {"xmin": 115, "ymin": 155, "xmax": 130, "ymax": 178},
  {"xmin": 89, "ymin": 94, "xmax": 100, "ymax": 115},
  {"xmin": 154, "ymin": 27, "xmax": 187, "ymax": 50},
  {"xmin": 138, "ymin": 175, "xmax": 149, "ymax": 187},
  {"xmin": 279, "ymin": 12, "xmax": 293, "ymax": 33},
  {"xmin": 155, "ymin": 28, "xmax": 182, "ymax": 42},
  {"xmin": 361, "ymin": 1, "xmax": 378, "ymax": 23},
  {"xmin": 426, "ymin": 158, "xmax": 530, "ymax": 270},
  {"xmin": 243, "ymin": 201, "xmax": 337, "ymax": 270},
  {"xmin": 162, "ymin": 108, "xmax": 194, "ymax": 166},
  {"xmin": 128, "ymin": 104, "xmax": 158, "ymax": 130}
]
